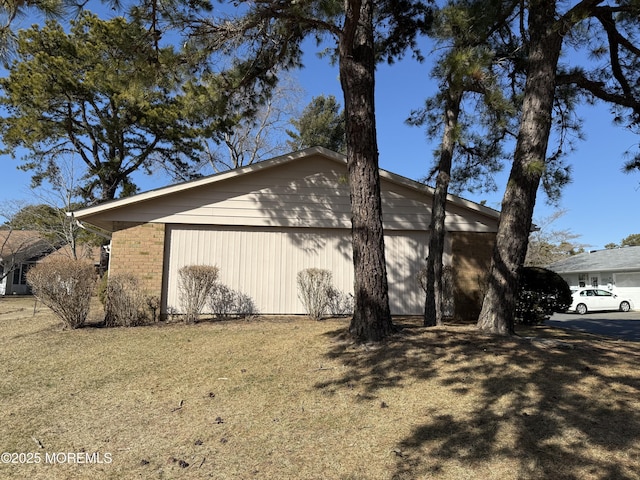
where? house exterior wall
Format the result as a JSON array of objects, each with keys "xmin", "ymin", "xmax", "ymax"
[
  {"xmin": 450, "ymin": 231, "xmax": 496, "ymax": 322},
  {"xmin": 94, "ymin": 156, "xmax": 497, "ymax": 234},
  {"xmin": 162, "ymin": 226, "xmax": 492, "ymax": 318},
  {"xmin": 0, "ymin": 262, "xmax": 36, "ymax": 295},
  {"xmin": 163, "ymin": 225, "xmax": 431, "ymax": 316},
  {"xmin": 109, "ymin": 222, "xmax": 165, "ymax": 300},
  {"xmin": 78, "ymin": 150, "xmax": 500, "ymax": 319},
  {"xmin": 559, "ymin": 271, "xmax": 640, "ymax": 311}
]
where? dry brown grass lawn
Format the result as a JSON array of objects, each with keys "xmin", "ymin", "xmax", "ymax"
[{"xmin": 1, "ymin": 296, "xmax": 639, "ymax": 480}]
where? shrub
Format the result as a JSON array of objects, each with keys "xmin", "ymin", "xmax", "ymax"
[
  {"xmin": 209, "ymin": 283, "xmax": 237, "ymax": 318},
  {"xmin": 208, "ymin": 283, "xmax": 259, "ymax": 319},
  {"xmin": 516, "ymin": 266, "xmax": 572, "ymax": 325},
  {"xmin": 97, "ymin": 272, "xmax": 108, "ymax": 305},
  {"xmin": 326, "ymin": 287, "xmax": 354, "ymax": 317},
  {"xmin": 235, "ymin": 291, "xmax": 259, "ymax": 319},
  {"xmin": 146, "ymin": 295, "xmax": 161, "ymax": 322},
  {"xmin": 26, "ymin": 257, "xmax": 96, "ymax": 329},
  {"xmin": 297, "ymin": 268, "xmax": 332, "ymax": 320},
  {"xmin": 178, "ymin": 265, "xmax": 219, "ymax": 323},
  {"xmin": 104, "ymin": 274, "xmax": 149, "ymax": 327}
]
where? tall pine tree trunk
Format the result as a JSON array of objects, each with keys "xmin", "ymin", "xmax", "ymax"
[
  {"xmin": 477, "ymin": 0, "xmax": 563, "ymax": 334},
  {"xmin": 340, "ymin": 0, "xmax": 394, "ymax": 342},
  {"xmin": 424, "ymin": 85, "xmax": 462, "ymax": 327}
]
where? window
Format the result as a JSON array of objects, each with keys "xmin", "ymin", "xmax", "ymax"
[
  {"xmin": 591, "ymin": 276, "xmax": 598, "ymax": 287},
  {"xmin": 578, "ymin": 273, "xmax": 588, "ymax": 287},
  {"xmin": 11, "ymin": 263, "xmax": 30, "ymax": 285},
  {"xmin": 596, "ymin": 290, "xmax": 612, "ymax": 297}
]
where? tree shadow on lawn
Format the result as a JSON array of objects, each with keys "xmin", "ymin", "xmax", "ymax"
[{"xmin": 318, "ymin": 320, "xmax": 640, "ymax": 479}]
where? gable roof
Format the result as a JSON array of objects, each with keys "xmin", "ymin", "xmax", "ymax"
[
  {"xmin": 548, "ymin": 246, "xmax": 640, "ymax": 273},
  {"xmin": 0, "ymin": 230, "xmax": 54, "ymax": 262},
  {"xmin": 39, "ymin": 243, "xmax": 103, "ymax": 265},
  {"xmin": 72, "ymin": 146, "xmax": 500, "ymax": 233}
]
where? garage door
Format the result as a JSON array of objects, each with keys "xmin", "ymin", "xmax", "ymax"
[{"xmin": 164, "ymin": 225, "xmax": 428, "ymax": 315}]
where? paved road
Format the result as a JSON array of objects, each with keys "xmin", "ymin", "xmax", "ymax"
[{"xmin": 546, "ymin": 311, "xmax": 640, "ymax": 341}]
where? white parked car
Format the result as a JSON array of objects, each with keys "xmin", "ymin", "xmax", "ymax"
[{"xmin": 569, "ymin": 288, "xmax": 633, "ymax": 315}]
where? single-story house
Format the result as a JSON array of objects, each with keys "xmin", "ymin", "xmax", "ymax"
[
  {"xmin": 548, "ymin": 246, "xmax": 640, "ymax": 310},
  {"xmin": 72, "ymin": 147, "xmax": 500, "ymax": 320},
  {"xmin": 0, "ymin": 230, "xmax": 55, "ymax": 295},
  {"xmin": 40, "ymin": 243, "xmax": 109, "ymax": 275}
]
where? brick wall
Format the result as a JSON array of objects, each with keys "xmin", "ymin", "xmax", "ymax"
[
  {"xmin": 450, "ymin": 231, "xmax": 496, "ymax": 323},
  {"xmin": 109, "ymin": 223, "xmax": 165, "ymax": 300}
]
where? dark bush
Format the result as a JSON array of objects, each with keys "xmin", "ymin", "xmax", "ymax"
[{"xmin": 516, "ymin": 266, "xmax": 572, "ymax": 325}]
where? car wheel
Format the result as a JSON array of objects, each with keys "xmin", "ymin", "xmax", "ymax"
[
  {"xmin": 620, "ymin": 301, "xmax": 631, "ymax": 312},
  {"xmin": 576, "ymin": 303, "xmax": 588, "ymax": 315}
]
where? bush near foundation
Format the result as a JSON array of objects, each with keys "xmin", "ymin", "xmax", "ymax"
[
  {"xmin": 26, "ymin": 257, "xmax": 96, "ymax": 329},
  {"xmin": 516, "ymin": 266, "xmax": 572, "ymax": 325},
  {"xmin": 104, "ymin": 274, "xmax": 149, "ymax": 327},
  {"xmin": 208, "ymin": 283, "xmax": 259, "ymax": 319},
  {"xmin": 297, "ymin": 268, "xmax": 334, "ymax": 320},
  {"xmin": 178, "ymin": 265, "xmax": 219, "ymax": 323},
  {"xmin": 326, "ymin": 287, "xmax": 354, "ymax": 317}
]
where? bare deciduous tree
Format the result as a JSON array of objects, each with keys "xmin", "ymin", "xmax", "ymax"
[
  {"xmin": 525, "ymin": 210, "xmax": 587, "ymax": 267},
  {"xmin": 201, "ymin": 74, "xmax": 304, "ymax": 172}
]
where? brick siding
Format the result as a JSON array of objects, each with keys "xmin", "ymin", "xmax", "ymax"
[
  {"xmin": 109, "ymin": 223, "xmax": 165, "ymax": 300},
  {"xmin": 451, "ymin": 231, "xmax": 496, "ymax": 322}
]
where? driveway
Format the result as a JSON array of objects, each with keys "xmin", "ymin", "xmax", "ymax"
[{"xmin": 546, "ymin": 310, "xmax": 640, "ymax": 341}]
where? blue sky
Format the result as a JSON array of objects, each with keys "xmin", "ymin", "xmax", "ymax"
[
  {"xmin": 1, "ymin": 13, "xmax": 638, "ymax": 251},
  {"xmin": 294, "ymin": 40, "xmax": 640, "ymax": 251}
]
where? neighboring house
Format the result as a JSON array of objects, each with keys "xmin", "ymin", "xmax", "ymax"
[
  {"xmin": 0, "ymin": 230, "xmax": 55, "ymax": 295},
  {"xmin": 72, "ymin": 147, "xmax": 500, "ymax": 320},
  {"xmin": 40, "ymin": 243, "xmax": 109, "ymax": 275},
  {"xmin": 548, "ymin": 246, "xmax": 640, "ymax": 310}
]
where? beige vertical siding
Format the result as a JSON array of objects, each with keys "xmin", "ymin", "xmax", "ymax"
[
  {"xmin": 384, "ymin": 231, "xmax": 430, "ymax": 314},
  {"xmin": 165, "ymin": 225, "xmax": 429, "ymax": 315}
]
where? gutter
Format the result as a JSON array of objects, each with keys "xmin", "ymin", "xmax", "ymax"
[{"xmin": 68, "ymin": 212, "xmax": 112, "ymax": 241}]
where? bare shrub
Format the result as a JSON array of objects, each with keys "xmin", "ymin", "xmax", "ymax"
[
  {"xmin": 297, "ymin": 268, "xmax": 332, "ymax": 320},
  {"xmin": 327, "ymin": 287, "xmax": 354, "ymax": 317},
  {"xmin": 146, "ymin": 295, "xmax": 160, "ymax": 322},
  {"xmin": 97, "ymin": 272, "xmax": 108, "ymax": 305},
  {"xmin": 104, "ymin": 274, "xmax": 148, "ymax": 327},
  {"xmin": 235, "ymin": 291, "xmax": 259, "ymax": 319},
  {"xmin": 208, "ymin": 283, "xmax": 259, "ymax": 319},
  {"xmin": 209, "ymin": 283, "xmax": 237, "ymax": 318},
  {"xmin": 26, "ymin": 257, "xmax": 96, "ymax": 329},
  {"xmin": 178, "ymin": 265, "xmax": 219, "ymax": 323}
]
